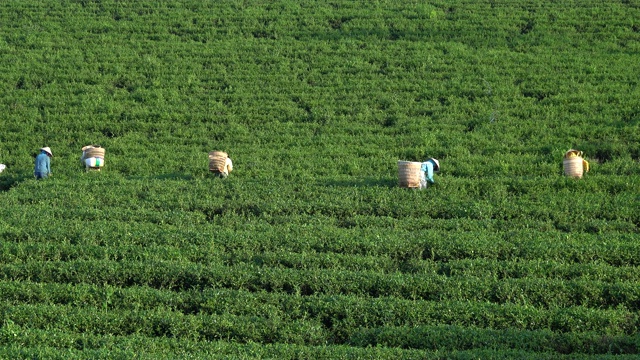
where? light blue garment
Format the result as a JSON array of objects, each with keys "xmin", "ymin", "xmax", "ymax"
[
  {"xmin": 420, "ymin": 160, "xmax": 436, "ymax": 184},
  {"xmin": 34, "ymin": 151, "xmax": 51, "ymax": 178}
]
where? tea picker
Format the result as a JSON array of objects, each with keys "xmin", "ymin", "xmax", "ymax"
[
  {"xmin": 420, "ymin": 158, "xmax": 440, "ymax": 189},
  {"xmin": 34, "ymin": 147, "xmax": 53, "ymax": 179},
  {"xmin": 563, "ymin": 149, "xmax": 589, "ymax": 179},
  {"xmin": 209, "ymin": 151, "xmax": 233, "ymax": 178},
  {"xmin": 81, "ymin": 145, "xmax": 106, "ymax": 171},
  {"xmin": 397, "ymin": 157, "xmax": 440, "ymax": 189}
]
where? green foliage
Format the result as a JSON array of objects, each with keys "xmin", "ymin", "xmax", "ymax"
[{"xmin": 0, "ymin": 0, "xmax": 639, "ymax": 357}]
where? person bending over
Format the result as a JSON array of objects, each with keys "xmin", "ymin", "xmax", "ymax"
[
  {"xmin": 420, "ymin": 158, "xmax": 440, "ymax": 189},
  {"xmin": 34, "ymin": 147, "xmax": 53, "ymax": 179}
]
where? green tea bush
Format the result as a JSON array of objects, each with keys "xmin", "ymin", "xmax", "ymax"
[{"xmin": 0, "ymin": 0, "xmax": 639, "ymax": 357}]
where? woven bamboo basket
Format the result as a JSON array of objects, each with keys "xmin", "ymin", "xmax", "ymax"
[
  {"xmin": 563, "ymin": 157, "xmax": 584, "ymax": 178},
  {"xmin": 398, "ymin": 160, "xmax": 422, "ymax": 188},
  {"xmin": 84, "ymin": 147, "xmax": 105, "ymax": 159},
  {"xmin": 563, "ymin": 149, "xmax": 584, "ymax": 178},
  {"xmin": 209, "ymin": 151, "xmax": 228, "ymax": 172}
]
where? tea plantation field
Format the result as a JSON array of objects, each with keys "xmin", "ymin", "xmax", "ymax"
[{"xmin": 0, "ymin": 0, "xmax": 639, "ymax": 358}]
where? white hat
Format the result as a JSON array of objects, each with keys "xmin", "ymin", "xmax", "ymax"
[
  {"xmin": 430, "ymin": 158, "xmax": 440, "ymax": 172},
  {"xmin": 40, "ymin": 147, "xmax": 53, "ymax": 157}
]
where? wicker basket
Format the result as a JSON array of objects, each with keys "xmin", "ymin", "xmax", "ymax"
[
  {"xmin": 563, "ymin": 149, "xmax": 584, "ymax": 178},
  {"xmin": 398, "ymin": 160, "xmax": 423, "ymax": 188},
  {"xmin": 209, "ymin": 151, "xmax": 228, "ymax": 172},
  {"xmin": 84, "ymin": 147, "xmax": 105, "ymax": 159},
  {"xmin": 563, "ymin": 157, "xmax": 584, "ymax": 178}
]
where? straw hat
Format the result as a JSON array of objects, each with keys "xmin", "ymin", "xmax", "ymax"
[
  {"xmin": 430, "ymin": 158, "xmax": 440, "ymax": 172},
  {"xmin": 40, "ymin": 147, "xmax": 53, "ymax": 157}
]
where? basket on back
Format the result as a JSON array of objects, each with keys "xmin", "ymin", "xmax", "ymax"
[
  {"xmin": 563, "ymin": 149, "xmax": 589, "ymax": 179},
  {"xmin": 397, "ymin": 160, "xmax": 422, "ymax": 188},
  {"xmin": 84, "ymin": 147, "xmax": 105, "ymax": 159},
  {"xmin": 81, "ymin": 145, "xmax": 106, "ymax": 171},
  {"xmin": 209, "ymin": 151, "xmax": 228, "ymax": 173}
]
